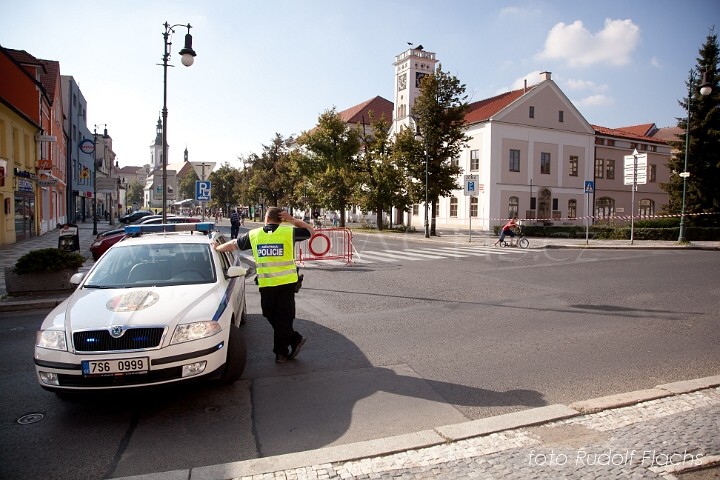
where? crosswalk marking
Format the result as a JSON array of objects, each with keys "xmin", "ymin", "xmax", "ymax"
[{"xmin": 348, "ymin": 244, "xmax": 525, "ymax": 264}]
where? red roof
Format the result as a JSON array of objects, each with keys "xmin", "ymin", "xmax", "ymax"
[
  {"xmin": 337, "ymin": 96, "xmax": 393, "ymax": 124},
  {"xmin": 591, "ymin": 124, "xmax": 666, "ymax": 144},
  {"xmin": 464, "ymin": 88, "xmax": 530, "ymax": 124},
  {"xmin": 613, "ymin": 123, "xmax": 657, "ymax": 137}
]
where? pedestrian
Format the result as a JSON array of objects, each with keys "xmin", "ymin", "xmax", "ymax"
[
  {"xmin": 215, "ymin": 207, "xmax": 314, "ymax": 363},
  {"xmin": 494, "ymin": 216, "xmax": 518, "ymax": 247},
  {"xmin": 229, "ymin": 208, "xmax": 240, "ymax": 239}
]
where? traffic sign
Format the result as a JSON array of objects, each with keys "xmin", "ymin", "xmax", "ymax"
[
  {"xmin": 584, "ymin": 181, "xmax": 594, "ymax": 194},
  {"xmin": 464, "ymin": 174, "xmax": 480, "ymax": 196},
  {"xmin": 624, "ymin": 152, "xmax": 647, "ymax": 185},
  {"xmin": 79, "ymin": 139, "xmax": 95, "ymax": 155},
  {"xmin": 191, "ymin": 162, "xmax": 216, "ymax": 180},
  {"xmin": 196, "ymin": 180, "xmax": 211, "ymax": 201}
]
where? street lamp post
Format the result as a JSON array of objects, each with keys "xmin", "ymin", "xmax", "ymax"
[
  {"xmin": 161, "ymin": 22, "xmax": 196, "ymax": 223},
  {"xmin": 411, "ymin": 116, "xmax": 430, "ymax": 238},
  {"xmin": 677, "ymin": 70, "xmax": 712, "ymax": 243}
]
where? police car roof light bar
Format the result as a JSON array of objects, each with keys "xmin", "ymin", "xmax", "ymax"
[{"xmin": 125, "ymin": 222, "xmax": 215, "ymax": 235}]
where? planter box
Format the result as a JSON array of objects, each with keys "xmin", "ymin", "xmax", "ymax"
[{"xmin": 4, "ymin": 266, "xmax": 77, "ymax": 297}]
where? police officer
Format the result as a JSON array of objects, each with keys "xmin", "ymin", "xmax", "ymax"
[{"xmin": 215, "ymin": 207, "xmax": 314, "ymax": 363}]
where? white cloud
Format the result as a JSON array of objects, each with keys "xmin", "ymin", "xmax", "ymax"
[
  {"xmin": 575, "ymin": 94, "xmax": 615, "ymax": 107},
  {"xmin": 536, "ymin": 18, "xmax": 640, "ymax": 67},
  {"xmin": 651, "ymin": 56, "xmax": 661, "ymax": 68}
]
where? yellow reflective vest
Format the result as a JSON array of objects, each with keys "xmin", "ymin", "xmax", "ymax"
[{"xmin": 249, "ymin": 226, "xmax": 298, "ymax": 288}]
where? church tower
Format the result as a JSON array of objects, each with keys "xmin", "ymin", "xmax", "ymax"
[
  {"xmin": 150, "ymin": 116, "xmax": 165, "ymax": 172},
  {"xmin": 390, "ymin": 45, "xmax": 438, "ymax": 136}
]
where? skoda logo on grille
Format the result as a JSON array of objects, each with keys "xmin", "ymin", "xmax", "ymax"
[{"xmin": 109, "ymin": 325, "xmax": 125, "ymax": 338}]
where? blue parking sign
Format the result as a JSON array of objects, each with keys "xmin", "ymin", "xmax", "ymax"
[{"xmin": 196, "ymin": 181, "xmax": 211, "ymax": 201}]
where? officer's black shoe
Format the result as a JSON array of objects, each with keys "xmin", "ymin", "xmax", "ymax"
[{"xmin": 294, "ymin": 274, "xmax": 304, "ymax": 293}]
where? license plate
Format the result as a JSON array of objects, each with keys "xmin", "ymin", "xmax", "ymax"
[{"xmin": 82, "ymin": 357, "xmax": 149, "ymax": 376}]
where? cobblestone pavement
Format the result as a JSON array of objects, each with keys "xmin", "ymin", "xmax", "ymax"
[{"xmin": 233, "ymin": 387, "xmax": 720, "ymax": 480}]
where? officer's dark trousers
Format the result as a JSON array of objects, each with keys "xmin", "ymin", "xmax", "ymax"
[{"xmin": 259, "ymin": 283, "xmax": 302, "ymax": 356}]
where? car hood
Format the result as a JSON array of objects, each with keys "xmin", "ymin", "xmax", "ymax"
[{"xmin": 46, "ymin": 284, "xmax": 223, "ymax": 332}]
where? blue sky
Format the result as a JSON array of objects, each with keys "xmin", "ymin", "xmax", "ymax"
[{"xmin": 1, "ymin": 0, "xmax": 717, "ymax": 171}]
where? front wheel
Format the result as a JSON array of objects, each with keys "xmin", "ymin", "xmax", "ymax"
[{"xmin": 517, "ymin": 237, "xmax": 529, "ymax": 249}]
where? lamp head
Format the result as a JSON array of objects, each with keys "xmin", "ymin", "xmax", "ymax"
[
  {"xmin": 178, "ymin": 24, "xmax": 196, "ymax": 67},
  {"xmin": 699, "ymin": 70, "xmax": 712, "ymax": 96}
]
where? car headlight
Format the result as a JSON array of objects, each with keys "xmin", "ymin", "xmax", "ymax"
[
  {"xmin": 171, "ymin": 322, "xmax": 222, "ymax": 344},
  {"xmin": 36, "ymin": 330, "xmax": 68, "ymax": 351}
]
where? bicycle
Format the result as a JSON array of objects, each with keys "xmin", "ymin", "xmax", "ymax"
[{"xmin": 499, "ymin": 226, "xmax": 529, "ymax": 249}]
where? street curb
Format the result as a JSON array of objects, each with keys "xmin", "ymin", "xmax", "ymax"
[
  {"xmin": 111, "ymin": 375, "xmax": 720, "ymax": 480},
  {"xmin": 0, "ymin": 297, "xmax": 65, "ymax": 312}
]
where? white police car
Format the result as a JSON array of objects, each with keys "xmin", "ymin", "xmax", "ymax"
[{"xmin": 34, "ymin": 223, "xmax": 253, "ymax": 394}]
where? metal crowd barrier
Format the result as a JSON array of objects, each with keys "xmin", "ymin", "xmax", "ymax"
[{"xmin": 295, "ymin": 227, "xmax": 353, "ymax": 265}]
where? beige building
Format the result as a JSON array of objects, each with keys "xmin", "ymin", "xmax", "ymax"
[{"xmin": 383, "ymin": 46, "xmax": 671, "ymax": 231}]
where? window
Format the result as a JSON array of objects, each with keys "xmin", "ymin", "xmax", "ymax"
[
  {"xmin": 650, "ymin": 145, "xmax": 657, "ymax": 152},
  {"xmin": 607, "ymin": 139, "xmax": 615, "ymax": 147},
  {"xmin": 541, "ymin": 152, "xmax": 551, "ymax": 174},
  {"xmin": 509, "ymin": 196, "xmax": 519, "ymax": 218},
  {"xmin": 470, "ymin": 197, "xmax": 478, "ymax": 217},
  {"xmin": 649, "ymin": 164, "xmax": 656, "ymax": 182},
  {"xmin": 470, "ymin": 150, "xmax": 479, "ymax": 171},
  {"xmin": 639, "ymin": 199, "xmax": 655, "ymax": 217},
  {"xmin": 569, "ymin": 156, "xmax": 578, "ymax": 176},
  {"xmin": 509, "ymin": 149, "xmax": 520, "ymax": 172},
  {"xmin": 433, "ymin": 203, "xmax": 439, "ymax": 217},
  {"xmin": 595, "ymin": 138, "xmax": 605, "ymax": 145},
  {"xmin": 450, "ymin": 197, "xmax": 458, "ymax": 217},
  {"xmin": 552, "ymin": 198, "xmax": 558, "ymax": 210},
  {"xmin": 595, "ymin": 159, "xmax": 604, "ymax": 178},
  {"xmin": 529, "ymin": 106, "xmax": 535, "ymax": 118},
  {"xmin": 568, "ymin": 199, "xmax": 577, "ymax": 218},
  {"xmin": 412, "ymin": 204, "xmax": 419, "ymax": 216},
  {"xmin": 606, "ymin": 159, "xmax": 615, "ymax": 179},
  {"xmin": 559, "ymin": 110, "xmax": 564, "ymax": 122}
]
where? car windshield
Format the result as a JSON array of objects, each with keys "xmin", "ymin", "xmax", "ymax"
[{"xmin": 84, "ymin": 242, "xmax": 216, "ymax": 288}]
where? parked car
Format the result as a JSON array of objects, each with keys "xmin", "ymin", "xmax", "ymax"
[
  {"xmin": 90, "ymin": 216, "xmax": 200, "ymax": 260},
  {"xmin": 118, "ymin": 210, "xmax": 153, "ymax": 224},
  {"xmin": 35, "ymin": 222, "xmax": 253, "ymax": 394}
]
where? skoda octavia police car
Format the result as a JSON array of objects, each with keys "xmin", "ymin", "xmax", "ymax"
[{"xmin": 34, "ymin": 223, "xmax": 253, "ymax": 394}]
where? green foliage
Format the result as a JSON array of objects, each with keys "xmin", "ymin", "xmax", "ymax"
[
  {"xmin": 125, "ymin": 180, "xmax": 144, "ymax": 206},
  {"xmin": 178, "ymin": 169, "xmax": 199, "ymax": 201},
  {"xmin": 298, "ymin": 109, "xmax": 362, "ymax": 226},
  {"xmin": 14, "ymin": 248, "xmax": 86, "ymax": 275},
  {"xmin": 661, "ymin": 29, "xmax": 719, "ymax": 225}
]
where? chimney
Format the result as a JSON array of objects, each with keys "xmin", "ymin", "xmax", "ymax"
[
  {"xmin": 540, "ymin": 71, "xmax": 552, "ymax": 81},
  {"xmin": 524, "ymin": 79, "xmax": 527, "ymax": 93}
]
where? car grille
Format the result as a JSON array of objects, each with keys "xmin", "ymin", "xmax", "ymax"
[{"xmin": 73, "ymin": 328, "xmax": 165, "ymax": 352}]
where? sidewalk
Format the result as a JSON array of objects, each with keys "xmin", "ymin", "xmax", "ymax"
[{"xmin": 136, "ymin": 376, "xmax": 718, "ymax": 480}]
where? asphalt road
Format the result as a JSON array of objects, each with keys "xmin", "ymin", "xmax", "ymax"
[{"xmin": 2, "ymin": 234, "xmax": 718, "ymax": 479}]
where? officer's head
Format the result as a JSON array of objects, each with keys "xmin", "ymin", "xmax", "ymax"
[{"xmin": 266, "ymin": 207, "xmax": 283, "ymax": 224}]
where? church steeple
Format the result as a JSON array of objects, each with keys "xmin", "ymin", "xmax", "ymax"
[
  {"xmin": 154, "ymin": 117, "xmax": 163, "ymax": 146},
  {"xmin": 184, "ymin": 146, "xmax": 188, "ymax": 162}
]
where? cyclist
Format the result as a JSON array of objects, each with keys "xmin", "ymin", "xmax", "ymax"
[{"xmin": 493, "ymin": 216, "xmax": 518, "ymax": 247}]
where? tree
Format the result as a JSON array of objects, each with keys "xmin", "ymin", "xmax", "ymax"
[
  {"xmin": 399, "ymin": 65, "xmax": 470, "ymax": 235},
  {"xmin": 663, "ymin": 28, "xmax": 719, "ymax": 226},
  {"xmin": 178, "ymin": 169, "xmax": 199, "ymax": 201},
  {"xmin": 355, "ymin": 113, "xmax": 406, "ymax": 230},
  {"xmin": 208, "ymin": 162, "xmax": 241, "ymax": 213},
  {"xmin": 125, "ymin": 180, "xmax": 144, "ymax": 207},
  {"xmin": 244, "ymin": 134, "xmax": 298, "ymax": 209},
  {"xmin": 298, "ymin": 108, "xmax": 361, "ymax": 227}
]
